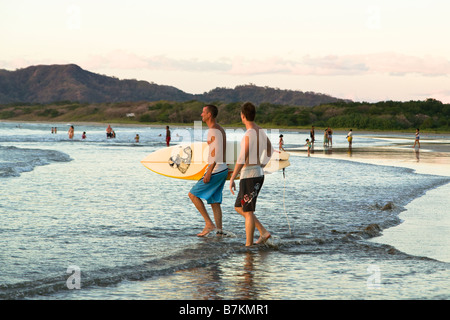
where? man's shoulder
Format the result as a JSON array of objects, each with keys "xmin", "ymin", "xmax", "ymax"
[{"xmin": 210, "ymin": 124, "xmax": 225, "ymax": 133}]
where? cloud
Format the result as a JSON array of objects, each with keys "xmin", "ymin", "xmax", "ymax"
[
  {"xmin": 227, "ymin": 53, "xmax": 450, "ymax": 77},
  {"xmin": 83, "ymin": 50, "xmax": 230, "ymax": 73},
  {"xmin": 415, "ymin": 89, "xmax": 450, "ymax": 104},
  {"xmin": 4, "ymin": 50, "xmax": 449, "ymax": 79},
  {"xmin": 362, "ymin": 52, "xmax": 450, "ymax": 77}
]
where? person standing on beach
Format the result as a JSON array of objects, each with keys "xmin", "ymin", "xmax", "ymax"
[
  {"xmin": 279, "ymin": 134, "xmax": 285, "ymax": 151},
  {"xmin": 188, "ymin": 105, "xmax": 228, "ymax": 237},
  {"xmin": 310, "ymin": 126, "xmax": 315, "ymax": 143},
  {"xmin": 68, "ymin": 126, "xmax": 74, "ymax": 139},
  {"xmin": 229, "ymin": 102, "xmax": 273, "ymax": 247},
  {"xmin": 413, "ymin": 128, "xmax": 420, "ymax": 148},
  {"xmin": 305, "ymin": 138, "xmax": 312, "ymax": 157},
  {"xmin": 346, "ymin": 129, "xmax": 353, "ymax": 148},
  {"xmin": 166, "ymin": 126, "xmax": 171, "ymax": 146},
  {"xmin": 327, "ymin": 127, "xmax": 333, "ymax": 146}
]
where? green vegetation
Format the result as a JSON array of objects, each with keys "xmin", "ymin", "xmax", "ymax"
[{"xmin": 1, "ymin": 98, "xmax": 449, "ymax": 132}]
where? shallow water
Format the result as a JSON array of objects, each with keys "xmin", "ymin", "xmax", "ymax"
[{"xmin": 0, "ymin": 122, "xmax": 449, "ymax": 300}]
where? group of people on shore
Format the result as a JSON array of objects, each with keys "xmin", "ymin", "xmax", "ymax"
[
  {"xmin": 282, "ymin": 125, "xmax": 421, "ymax": 157},
  {"xmin": 281, "ymin": 126, "xmax": 353, "ymax": 157}
]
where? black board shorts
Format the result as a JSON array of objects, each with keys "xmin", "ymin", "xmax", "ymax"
[{"xmin": 234, "ymin": 176, "xmax": 264, "ymax": 212}]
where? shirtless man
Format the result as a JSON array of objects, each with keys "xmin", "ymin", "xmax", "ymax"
[
  {"xmin": 229, "ymin": 102, "xmax": 273, "ymax": 246},
  {"xmin": 188, "ymin": 105, "xmax": 228, "ymax": 237},
  {"xmin": 106, "ymin": 125, "xmax": 113, "ymax": 138}
]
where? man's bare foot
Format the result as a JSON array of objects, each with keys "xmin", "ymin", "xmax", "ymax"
[
  {"xmin": 255, "ymin": 232, "xmax": 271, "ymax": 245},
  {"xmin": 197, "ymin": 226, "xmax": 215, "ymax": 237}
]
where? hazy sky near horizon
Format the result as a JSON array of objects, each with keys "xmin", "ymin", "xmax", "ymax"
[{"xmin": 1, "ymin": 0, "xmax": 450, "ymax": 103}]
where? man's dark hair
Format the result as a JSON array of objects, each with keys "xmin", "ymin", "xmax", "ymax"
[
  {"xmin": 241, "ymin": 102, "xmax": 256, "ymax": 121},
  {"xmin": 205, "ymin": 105, "xmax": 218, "ymax": 118}
]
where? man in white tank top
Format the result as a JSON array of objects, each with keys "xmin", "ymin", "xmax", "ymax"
[
  {"xmin": 229, "ymin": 102, "xmax": 273, "ymax": 246},
  {"xmin": 188, "ymin": 105, "xmax": 228, "ymax": 237}
]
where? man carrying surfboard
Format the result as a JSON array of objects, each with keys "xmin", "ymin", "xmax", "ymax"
[
  {"xmin": 188, "ymin": 105, "xmax": 228, "ymax": 237},
  {"xmin": 229, "ymin": 102, "xmax": 274, "ymax": 246}
]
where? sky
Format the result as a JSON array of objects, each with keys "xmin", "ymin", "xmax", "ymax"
[{"xmin": 1, "ymin": 0, "xmax": 450, "ymax": 103}]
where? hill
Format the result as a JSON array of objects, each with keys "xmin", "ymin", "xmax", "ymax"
[
  {"xmin": 0, "ymin": 64, "xmax": 191, "ymax": 104},
  {"xmin": 197, "ymin": 85, "xmax": 343, "ymax": 107},
  {"xmin": 0, "ymin": 64, "xmax": 346, "ymax": 106}
]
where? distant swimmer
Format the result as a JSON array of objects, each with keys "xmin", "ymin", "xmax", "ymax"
[
  {"xmin": 135, "ymin": 134, "xmax": 140, "ymax": 143},
  {"xmin": 82, "ymin": 132, "xmax": 86, "ymax": 140},
  {"xmin": 68, "ymin": 126, "xmax": 74, "ymax": 139},
  {"xmin": 106, "ymin": 125, "xmax": 113, "ymax": 138}
]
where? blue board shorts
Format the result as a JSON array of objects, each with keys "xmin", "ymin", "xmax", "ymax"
[{"xmin": 189, "ymin": 168, "xmax": 228, "ymax": 204}]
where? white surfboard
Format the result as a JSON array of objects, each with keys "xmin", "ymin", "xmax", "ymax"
[{"xmin": 141, "ymin": 141, "xmax": 290, "ymax": 180}]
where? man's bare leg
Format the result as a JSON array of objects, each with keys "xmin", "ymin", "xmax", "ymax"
[
  {"xmin": 188, "ymin": 192, "xmax": 215, "ymax": 236},
  {"xmin": 235, "ymin": 206, "xmax": 271, "ymax": 246},
  {"xmin": 210, "ymin": 203, "xmax": 223, "ymax": 232}
]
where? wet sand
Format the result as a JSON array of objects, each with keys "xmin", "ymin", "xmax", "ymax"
[
  {"xmin": 288, "ymin": 137, "xmax": 450, "ymax": 176},
  {"xmin": 288, "ymin": 137, "xmax": 450, "ymax": 263}
]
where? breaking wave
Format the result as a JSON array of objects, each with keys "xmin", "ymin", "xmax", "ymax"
[{"xmin": 0, "ymin": 146, "xmax": 72, "ymax": 178}]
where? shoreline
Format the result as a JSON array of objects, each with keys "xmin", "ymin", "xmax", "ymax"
[
  {"xmin": 287, "ymin": 137, "xmax": 450, "ymax": 176},
  {"xmin": 370, "ymin": 182, "xmax": 450, "ymax": 263},
  {"xmin": 2, "ymin": 119, "xmax": 450, "ymax": 136},
  {"xmin": 289, "ymin": 140, "xmax": 450, "ymax": 263}
]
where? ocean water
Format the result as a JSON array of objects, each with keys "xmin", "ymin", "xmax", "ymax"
[{"xmin": 0, "ymin": 121, "xmax": 449, "ymax": 300}]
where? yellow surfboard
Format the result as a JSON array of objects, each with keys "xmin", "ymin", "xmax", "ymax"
[{"xmin": 141, "ymin": 141, "xmax": 290, "ymax": 180}]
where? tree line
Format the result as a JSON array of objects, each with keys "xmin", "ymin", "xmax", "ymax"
[
  {"xmin": 1, "ymin": 98, "xmax": 449, "ymax": 131},
  {"xmin": 139, "ymin": 98, "xmax": 450, "ymax": 130}
]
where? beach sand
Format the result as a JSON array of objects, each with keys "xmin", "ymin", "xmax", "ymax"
[{"xmin": 288, "ymin": 137, "xmax": 450, "ymax": 263}]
